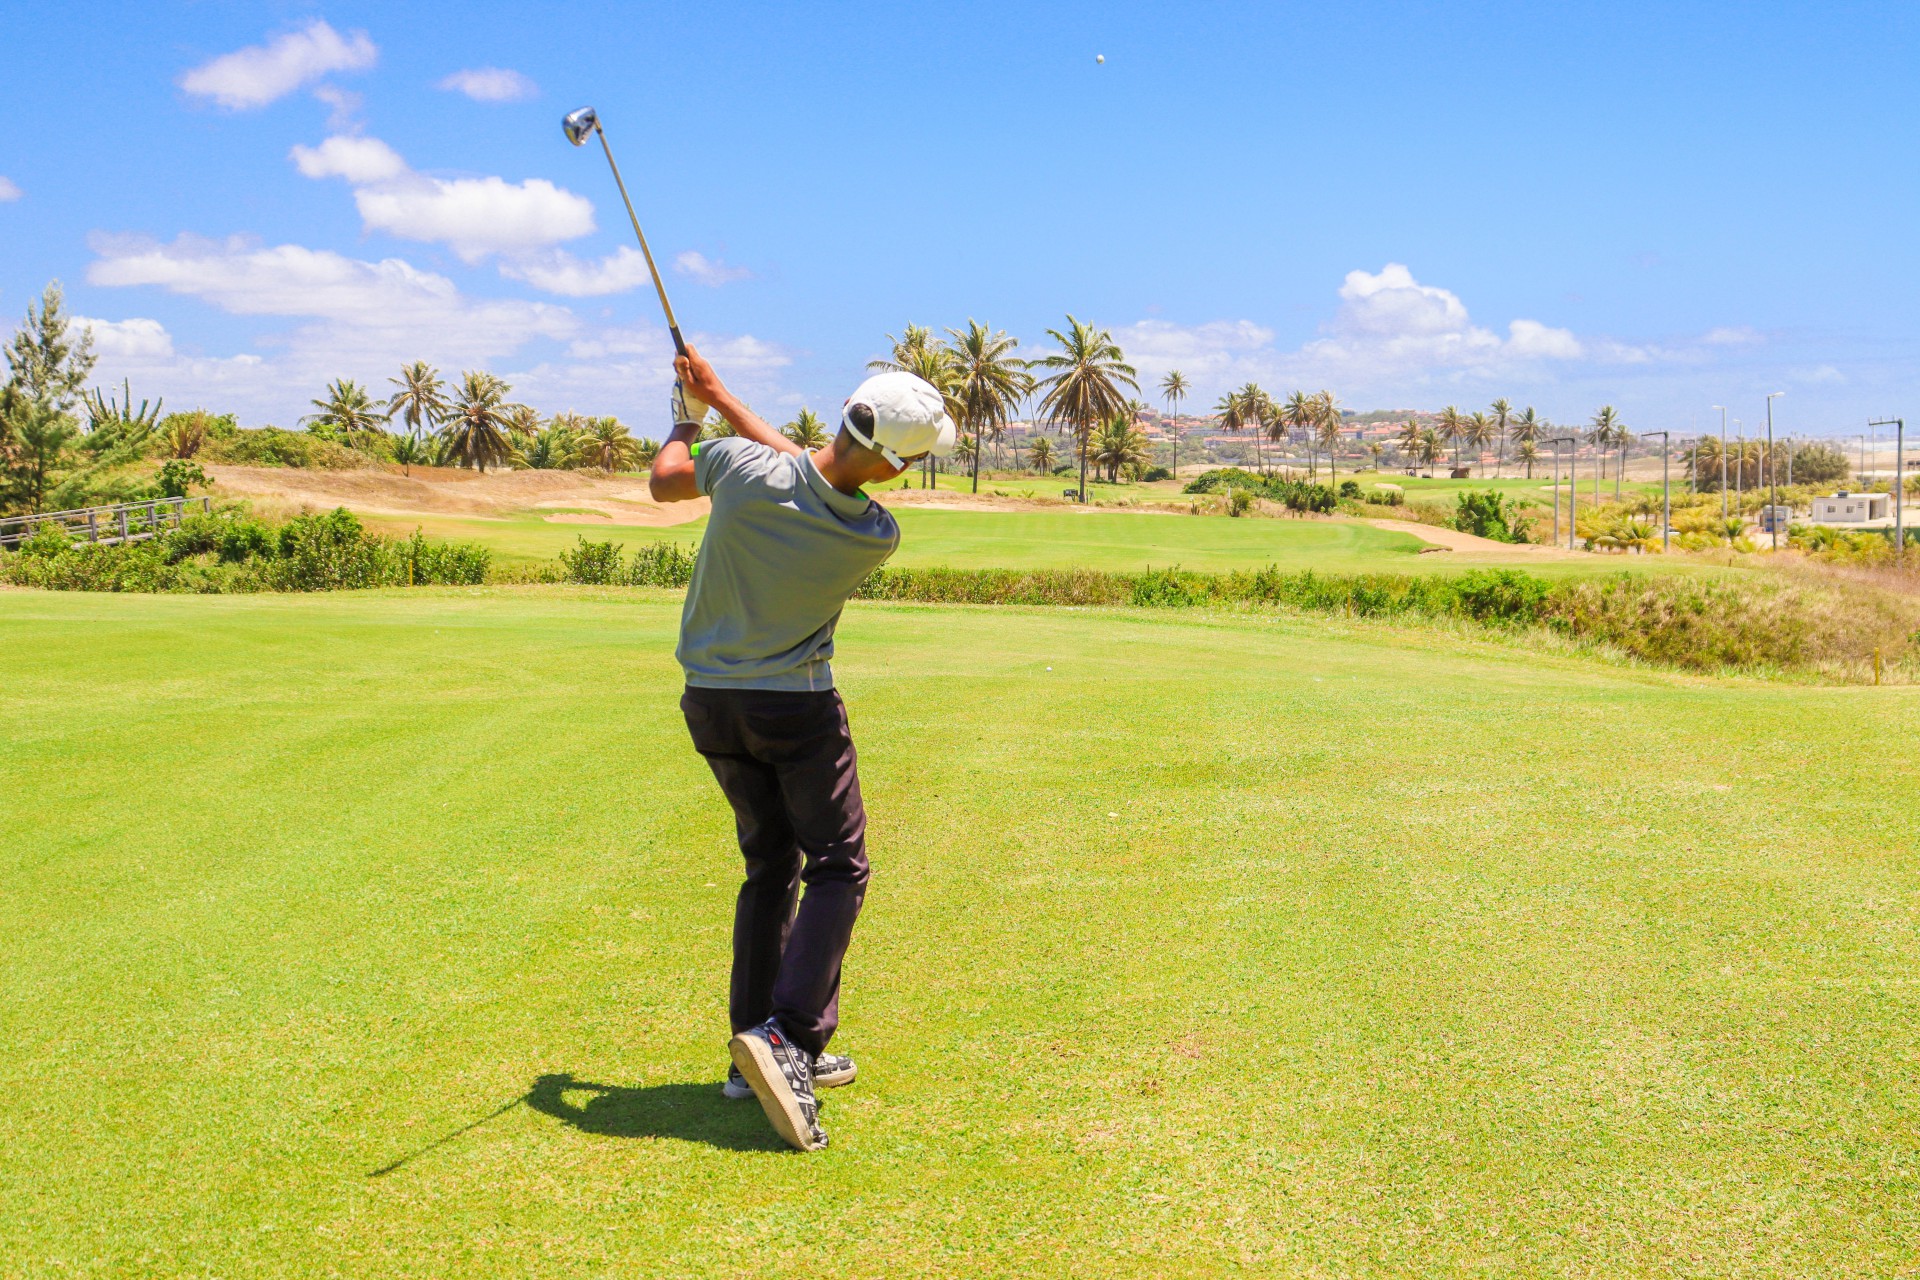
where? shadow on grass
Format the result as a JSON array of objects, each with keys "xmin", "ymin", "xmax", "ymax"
[
  {"xmin": 368, "ymin": 1071, "xmax": 781, "ymax": 1175},
  {"xmin": 525, "ymin": 1072, "xmax": 784, "ymax": 1152}
]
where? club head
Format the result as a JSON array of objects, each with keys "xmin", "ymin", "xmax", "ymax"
[{"xmin": 562, "ymin": 107, "xmax": 599, "ymax": 146}]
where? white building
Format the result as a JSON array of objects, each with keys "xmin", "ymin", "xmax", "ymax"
[{"xmin": 1810, "ymin": 492, "xmax": 1891, "ymax": 525}]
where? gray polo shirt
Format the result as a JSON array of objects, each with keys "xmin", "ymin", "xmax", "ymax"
[{"xmin": 676, "ymin": 437, "xmax": 900, "ymax": 691}]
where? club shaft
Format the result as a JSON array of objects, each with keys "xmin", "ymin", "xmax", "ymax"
[{"xmin": 595, "ymin": 125, "xmax": 686, "ymax": 358}]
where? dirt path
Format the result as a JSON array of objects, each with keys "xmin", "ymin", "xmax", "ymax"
[
  {"xmin": 205, "ymin": 465, "xmax": 709, "ymax": 527},
  {"xmin": 1358, "ymin": 517, "xmax": 1584, "ymax": 560}
]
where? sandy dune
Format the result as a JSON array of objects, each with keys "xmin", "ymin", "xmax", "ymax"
[
  {"xmin": 1359, "ymin": 517, "xmax": 1584, "ymax": 559},
  {"xmin": 205, "ymin": 465, "xmax": 709, "ymax": 527}
]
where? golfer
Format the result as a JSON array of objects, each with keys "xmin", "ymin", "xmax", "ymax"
[{"xmin": 649, "ymin": 344, "xmax": 954, "ymax": 1152}]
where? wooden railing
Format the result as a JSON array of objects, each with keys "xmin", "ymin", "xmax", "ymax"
[{"xmin": 0, "ymin": 497, "xmax": 211, "ymax": 551}]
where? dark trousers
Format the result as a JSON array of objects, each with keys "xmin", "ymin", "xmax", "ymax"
[{"xmin": 680, "ymin": 686, "xmax": 869, "ymax": 1058}]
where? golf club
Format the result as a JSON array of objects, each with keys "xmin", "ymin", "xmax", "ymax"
[{"xmin": 562, "ymin": 106, "xmax": 687, "ymax": 358}]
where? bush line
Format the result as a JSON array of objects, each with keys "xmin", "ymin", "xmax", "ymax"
[{"xmin": 11, "ymin": 524, "xmax": 1915, "ymax": 678}]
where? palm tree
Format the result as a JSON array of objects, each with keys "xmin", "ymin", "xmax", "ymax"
[
  {"xmin": 1032, "ymin": 315, "xmax": 1137, "ymax": 503},
  {"xmin": 1395, "ymin": 418, "xmax": 1422, "ymax": 469},
  {"xmin": 1216, "ymin": 384, "xmax": 1270, "ymax": 474},
  {"xmin": 1025, "ymin": 434, "xmax": 1056, "ymax": 473},
  {"xmin": 633, "ymin": 436, "xmax": 662, "ymax": 470},
  {"xmin": 1489, "ymin": 398, "xmax": 1513, "ymax": 478},
  {"xmin": 439, "ymin": 371, "xmax": 518, "ymax": 473},
  {"xmin": 1437, "ymin": 405, "xmax": 1466, "ymax": 470},
  {"xmin": 1281, "ymin": 390, "xmax": 1315, "ymax": 478},
  {"xmin": 1510, "ymin": 406, "xmax": 1541, "ymax": 476},
  {"xmin": 1414, "ymin": 426, "xmax": 1445, "ymax": 476},
  {"xmin": 1366, "ymin": 441, "xmax": 1383, "ymax": 471},
  {"xmin": 387, "ymin": 362, "xmax": 448, "ymax": 440},
  {"xmin": 782, "ymin": 408, "xmax": 830, "ymax": 449},
  {"xmin": 1688, "ymin": 436, "xmax": 1724, "ymax": 493},
  {"xmin": 1514, "ymin": 440, "xmax": 1539, "ymax": 480},
  {"xmin": 1464, "ymin": 411, "xmax": 1495, "ymax": 475},
  {"xmin": 1092, "ymin": 413, "xmax": 1152, "ymax": 483},
  {"xmin": 1588, "ymin": 406, "xmax": 1621, "ymax": 504},
  {"xmin": 303, "ymin": 378, "xmax": 388, "ymax": 449},
  {"xmin": 946, "ymin": 320, "xmax": 1031, "ymax": 493},
  {"xmin": 390, "ymin": 431, "xmax": 429, "ymax": 477},
  {"xmin": 1159, "ymin": 369, "xmax": 1189, "ymax": 478},
  {"xmin": 506, "ymin": 404, "xmax": 542, "ymax": 439},
  {"xmin": 1313, "ymin": 390, "xmax": 1343, "ymax": 486},
  {"xmin": 577, "ymin": 416, "xmax": 644, "ymax": 472}
]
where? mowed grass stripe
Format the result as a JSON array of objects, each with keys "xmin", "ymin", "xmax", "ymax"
[
  {"xmin": 364, "ymin": 505, "xmax": 1705, "ymax": 580},
  {"xmin": 2, "ymin": 588, "xmax": 1916, "ymax": 1277}
]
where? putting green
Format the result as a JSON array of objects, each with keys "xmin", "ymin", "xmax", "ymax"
[{"xmin": 2, "ymin": 588, "xmax": 1914, "ymax": 1276}]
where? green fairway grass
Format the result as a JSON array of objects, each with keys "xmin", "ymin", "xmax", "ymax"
[
  {"xmin": 363, "ymin": 506, "xmax": 1706, "ymax": 579},
  {"xmin": 3, "ymin": 588, "xmax": 1915, "ymax": 1276}
]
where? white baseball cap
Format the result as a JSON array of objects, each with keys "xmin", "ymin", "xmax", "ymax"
[{"xmin": 841, "ymin": 371, "xmax": 957, "ymax": 466}]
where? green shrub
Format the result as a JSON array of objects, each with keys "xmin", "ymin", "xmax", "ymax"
[
  {"xmin": 1142, "ymin": 466, "xmax": 1174, "ymax": 482},
  {"xmin": 155, "ymin": 459, "xmax": 210, "ymax": 499},
  {"xmin": 1449, "ymin": 490, "xmax": 1530, "ymax": 543},
  {"xmin": 1184, "ymin": 468, "xmax": 1335, "ymax": 513},
  {"xmin": 1451, "ymin": 569, "xmax": 1550, "ymax": 625},
  {"xmin": 203, "ymin": 428, "xmax": 368, "ymax": 470},
  {"xmin": 3, "ymin": 507, "xmax": 488, "ymax": 593},
  {"xmin": 1227, "ymin": 489, "xmax": 1255, "ymax": 517},
  {"xmin": 626, "ymin": 540, "xmax": 697, "ymax": 587},
  {"xmin": 560, "ymin": 537, "xmax": 625, "ymax": 585}
]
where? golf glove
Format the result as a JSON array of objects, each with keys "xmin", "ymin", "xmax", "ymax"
[{"xmin": 671, "ymin": 381, "xmax": 710, "ymax": 430}]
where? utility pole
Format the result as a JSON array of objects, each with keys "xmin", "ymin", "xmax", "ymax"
[
  {"xmin": 1643, "ymin": 431, "xmax": 1672, "ymax": 552},
  {"xmin": 1713, "ymin": 405, "xmax": 1728, "ymax": 519},
  {"xmin": 1765, "ymin": 392, "xmax": 1785, "ymax": 550},
  {"xmin": 1734, "ymin": 421, "xmax": 1744, "ymax": 505},
  {"xmin": 1871, "ymin": 417, "xmax": 1904, "ymax": 560},
  {"xmin": 1547, "ymin": 436, "xmax": 1578, "ymax": 548}
]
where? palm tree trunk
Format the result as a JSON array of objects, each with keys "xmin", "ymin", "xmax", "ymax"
[
  {"xmin": 1077, "ymin": 424, "xmax": 1090, "ymax": 503},
  {"xmin": 970, "ymin": 421, "xmax": 980, "ymax": 494}
]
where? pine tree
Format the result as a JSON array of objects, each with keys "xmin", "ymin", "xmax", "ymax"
[{"xmin": 5, "ymin": 282, "xmax": 97, "ymax": 414}]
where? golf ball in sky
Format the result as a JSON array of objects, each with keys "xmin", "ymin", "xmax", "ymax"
[{"xmin": 1095, "ymin": 54, "xmax": 1105, "ymax": 63}]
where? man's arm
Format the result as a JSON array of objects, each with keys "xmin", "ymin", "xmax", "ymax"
[
  {"xmin": 647, "ymin": 419, "xmax": 704, "ymax": 503},
  {"xmin": 677, "ymin": 344, "xmax": 802, "ymax": 457}
]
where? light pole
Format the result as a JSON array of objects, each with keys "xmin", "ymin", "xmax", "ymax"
[
  {"xmin": 1871, "ymin": 417, "xmax": 1904, "ymax": 559},
  {"xmin": 1547, "ymin": 436, "xmax": 1578, "ymax": 548},
  {"xmin": 1713, "ymin": 405, "xmax": 1728, "ymax": 520},
  {"xmin": 1643, "ymin": 430, "xmax": 1672, "ymax": 552},
  {"xmin": 1765, "ymin": 391, "xmax": 1785, "ymax": 550},
  {"xmin": 1734, "ymin": 420, "xmax": 1743, "ymax": 507}
]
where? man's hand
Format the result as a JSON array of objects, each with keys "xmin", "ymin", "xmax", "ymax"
[
  {"xmin": 675, "ymin": 346, "xmax": 727, "ymax": 411},
  {"xmin": 673, "ymin": 342, "xmax": 802, "ymax": 457},
  {"xmin": 671, "ymin": 380, "xmax": 710, "ymax": 430}
]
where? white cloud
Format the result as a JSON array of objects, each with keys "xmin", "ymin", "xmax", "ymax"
[
  {"xmin": 75, "ymin": 316, "xmax": 175, "ymax": 359},
  {"xmin": 438, "ymin": 67, "xmax": 537, "ymax": 102},
  {"xmin": 512, "ymin": 327, "xmax": 795, "ymax": 426},
  {"xmin": 498, "ymin": 247, "xmax": 657, "ymax": 296},
  {"xmin": 312, "ymin": 85, "xmax": 364, "ymax": 131},
  {"xmin": 179, "ymin": 21, "xmax": 377, "ymax": 110},
  {"xmin": 86, "ymin": 233, "xmax": 576, "ymax": 362},
  {"xmin": 673, "ymin": 250, "xmax": 753, "ymax": 287},
  {"xmin": 79, "ymin": 233, "xmax": 801, "ymax": 429},
  {"xmin": 1107, "ymin": 263, "xmax": 1783, "ymax": 411},
  {"xmin": 0, "ymin": 176, "xmax": 20, "ymax": 202},
  {"xmin": 289, "ymin": 133, "xmax": 595, "ymax": 262},
  {"xmin": 290, "ymin": 136, "xmax": 407, "ymax": 184}
]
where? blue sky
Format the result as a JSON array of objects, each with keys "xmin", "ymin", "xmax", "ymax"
[{"xmin": 2, "ymin": 0, "xmax": 1915, "ymax": 439}]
